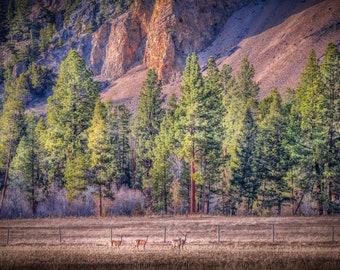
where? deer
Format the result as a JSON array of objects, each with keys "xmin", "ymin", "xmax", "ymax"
[
  {"xmin": 171, "ymin": 237, "xmax": 182, "ymax": 250},
  {"xmin": 110, "ymin": 235, "xmax": 123, "ymax": 249},
  {"xmin": 135, "ymin": 236, "xmax": 148, "ymax": 250},
  {"xmin": 180, "ymin": 233, "xmax": 187, "ymax": 250}
]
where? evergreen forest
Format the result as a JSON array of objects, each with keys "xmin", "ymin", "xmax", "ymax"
[{"xmin": 0, "ymin": 42, "xmax": 339, "ymax": 218}]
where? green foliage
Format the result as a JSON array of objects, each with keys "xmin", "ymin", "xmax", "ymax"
[
  {"xmin": 134, "ymin": 69, "xmax": 165, "ymax": 191},
  {"xmin": 231, "ymin": 103, "xmax": 258, "ymax": 215},
  {"xmin": 46, "ymin": 50, "xmax": 99, "ymax": 186},
  {"xmin": 319, "ymin": 43, "xmax": 340, "ymax": 214},
  {"xmin": 1, "ymin": 39, "xmax": 339, "ymax": 217},
  {"xmin": 0, "ymin": 73, "xmax": 28, "ymax": 211},
  {"xmin": 86, "ymin": 22, "xmax": 94, "ymax": 33},
  {"xmin": 87, "ymin": 99, "xmax": 115, "ymax": 214},
  {"xmin": 236, "ymin": 56, "xmax": 260, "ymax": 102},
  {"xmin": 109, "ymin": 104, "xmax": 132, "ymax": 189},
  {"xmin": 10, "ymin": 114, "xmax": 47, "ymax": 217},
  {"xmin": 56, "ymin": 37, "xmax": 63, "ymax": 48},
  {"xmin": 175, "ymin": 53, "xmax": 205, "ymax": 213},
  {"xmin": 29, "ymin": 29, "xmax": 39, "ymax": 62},
  {"xmin": 64, "ymin": 148, "xmax": 90, "ymax": 199},
  {"xmin": 6, "ymin": 0, "xmax": 30, "ymax": 41},
  {"xmin": 27, "ymin": 63, "xmax": 53, "ymax": 96},
  {"xmin": 150, "ymin": 97, "xmax": 177, "ymax": 213},
  {"xmin": 64, "ymin": 1, "xmax": 80, "ymax": 26},
  {"xmin": 256, "ymin": 88, "xmax": 291, "ymax": 216},
  {"xmin": 39, "ymin": 23, "xmax": 56, "ymax": 55},
  {"xmin": 199, "ymin": 56, "xmax": 225, "ymax": 213}
]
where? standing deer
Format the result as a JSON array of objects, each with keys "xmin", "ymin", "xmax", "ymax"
[
  {"xmin": 180, "ymin": 233, "xmax": 187, "ymax": 250},
  {"xmin": 171, "ymin": 237, "xmax": 182, "ymax": 250},
  {"xmin": 135, "ymin": 236, "xmax": 148, "ymax": 250},
  {"xmin": 110, "ymin": 235, "xmax": 123, "ymax": 249}
]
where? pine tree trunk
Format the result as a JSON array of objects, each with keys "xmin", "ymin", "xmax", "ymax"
[
  {"xmin": 201, "ymin": 161, "xmax": 206, "ymax": 214},
  {"xmin": 277, "ymin": 200, "xmax": 282, "ymax": 216},
  {"xmin": 190, "ymin": 160, "xmax": 195, "ymax": 213},
  {"xmin": 291, "ymin": 177, "xmax": 295, "ymax": 216},
  {"xmin": 99, "ymin": 184, "xmax": 103, "ymax": 217},
  {"xmin": 163, "ymin": 179, "xmax": 167, "ymax": 214}
]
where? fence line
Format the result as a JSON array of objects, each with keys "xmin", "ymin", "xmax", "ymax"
[{"xmin": 0, "ymin": 224, "xmax": 337, "ymax": 246}]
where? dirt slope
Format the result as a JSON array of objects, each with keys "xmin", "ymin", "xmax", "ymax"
[
  {"xmin": 199, "ymin": 0, "xmax": 340, "ymax": 98},
  {"xmin": 102, "ymin": 0, "xmax": 340, "ymax": 106}
]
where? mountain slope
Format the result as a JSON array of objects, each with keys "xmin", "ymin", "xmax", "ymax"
[
  {"xmin": 102, "ymin": 0, "xmax": 340, "ymax": 108},
  {"xmin": 199, "ymin": 0, "xmax": 340, "ymax": 98}
]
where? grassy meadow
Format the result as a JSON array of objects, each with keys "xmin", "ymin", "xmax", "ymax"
[{"xmin": 0, "ymin": 216, "xmax": 339, "ymax": 270}]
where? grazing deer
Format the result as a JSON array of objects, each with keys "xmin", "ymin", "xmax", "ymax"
[
  {"xmin": 110, "ymin": 235, "xmax": 123, "ymax": 249},
  {"xmin": 135, "ymin": 236, "xmax": 148, "ymax": 250},
  {"xmin": 171, "ymin": 237, "xmax": 182, "ymax": 250},
  {"xmin": 180, "ymin": 233, "xmax": 187, "ymax": 250}
]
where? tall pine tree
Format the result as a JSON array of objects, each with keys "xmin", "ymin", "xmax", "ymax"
[
  {"xmin": 288, "ymin": 49, "xmax": 326, "ymax": 215},
  {"xmin": 175, "ymin": 53, "xmax": 205, "ymax": 213},
  {"xmin": 0, "ymin": 74, "xmax": 28, "ymax": 213},
  {"xmin": 46, "ymin": 50, "xmax": 99, "ymax": 187},
  {"xmin": 200, "ymin": 56, "xmax": 224, "ymax": 213},
  {"xmin": 320, "ymin": 43, "xmax": 340, "ymax": 214},
  {"xmin": 134, "ymin": 69, "xmax": 165, "ymax": 210},
  {"xmin": 87, "ymin": 100, "xmax": 114, "ymax": 216},
  {"xmin": 256, "ymin": 88, "xmax": 290, "ymax": 216}
]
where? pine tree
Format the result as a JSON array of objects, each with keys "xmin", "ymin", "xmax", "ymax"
[
  {"xmin": 134, "ymin": 69, "xmax": 165, "ymax": 198},
  {"xmin": 236, "ymin": 56, "xmax": 260, "ymax": 102},
  {"xmin": 87, "ymin": 100, "xmax": 113, "ymax": 216},
  {"xmin": 46, "ymin": 50, "xmax": 99, "ymax": 186},
  {"xmin": 0, "ymin": 74, "xmax": 28, "ymax": 212},
  {"xmin": 231, "ymin": 103, "xmax": 258, "ymax": 215},
  {"xmin": 175, "ymin": 53, "xmax": 205, "ymax": 213},
  {"xmin": 288, "ymin": 49, "xmax": 326, "ymax": 215},
  {"xmin": 10, "ymin": 114, "xmax": 46, "ymax": 217},
  {"xmin": 64, "ymin": 147, "xmax": 90, "ymax": 199},
  {"xmin": 29, "ymin": 29, "xmax": 39, "ymax": 62},
  {"xmin": 150, "ymin": 96, "xmax": 177, "ymax": 213},
  {"xmin": 320, "ymin": 43, "xmax": 340, "ymax": 214},
  {"xmin": 7, "ymin": 0, "xmax": 30, "ymax": 41},
  {"xmin": 39, "ymin": 23, "xmax": 56, "ymax": 55},
  {"xmin": 222, "ymin": 56, "xmax": 259, "ymax": 214},
  {"xmin": 109, "ymin": 104, "xmax": 132, "ymax": 189},
  {"xmin": 256, "ymin": 88, "xmax": 290, "ymax": 216},
  {"xmin": 200, "ymin": 56, "xmax": 224, "ymax": 213}
]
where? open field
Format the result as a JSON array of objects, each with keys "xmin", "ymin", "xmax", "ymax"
[{"xmin": 0, "ymin": 216, "xmax": 340, "ymax": 269}]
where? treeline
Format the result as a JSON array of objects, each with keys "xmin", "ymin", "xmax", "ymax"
[{"xmin": 0, "ymin": 43, "xmax": 339, "ymax": 218}]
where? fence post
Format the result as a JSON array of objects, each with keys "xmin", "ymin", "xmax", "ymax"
[
  {"xmin": 331, "ymin": 226, "xmax": 335, "ymax": 243},
  {"xmin": 272, "ymin": 224, "xmax": 275, "ymax": 243},
  {"xmin": 59, "ymin": 227, "xmax": 62, "ymax": 243},
  {"xmin": 6, "ymin": 228, "xmax": 9, "ymax": 245},
  {"xmin": 217, "ymin": 225, "xmax": 221, "ymax": 243},
  {"xmin": 163, "ymin": 227, "xmax": 167, "ymax": 243}
]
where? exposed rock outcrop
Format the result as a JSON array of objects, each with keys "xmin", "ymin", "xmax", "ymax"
[{"xmin": 87, "ymin": 0, "xmax": 252, "ymax": 82}]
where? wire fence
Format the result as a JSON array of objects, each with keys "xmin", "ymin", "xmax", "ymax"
[{"xmin": 0, "ymin": 224, "xmax": 338, "ymax": 246}]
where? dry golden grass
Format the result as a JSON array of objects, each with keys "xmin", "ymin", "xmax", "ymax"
[{"xmin": 0, "ymin": 216, "xmax": 340, "ymax": 269}]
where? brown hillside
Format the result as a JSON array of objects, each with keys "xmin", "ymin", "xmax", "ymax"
[{"xmin": 102, "ymin": 0, "xmax": 340, "ymax": 108}]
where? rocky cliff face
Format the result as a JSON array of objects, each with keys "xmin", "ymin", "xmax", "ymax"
[{"xmin": 40, "ymin": 0, "xmax": 251, "ymax": 83}]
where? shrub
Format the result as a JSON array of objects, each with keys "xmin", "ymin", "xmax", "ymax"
[{"xmin": 112, "ymin": 185, "xmax": 144, "ymax": 216}]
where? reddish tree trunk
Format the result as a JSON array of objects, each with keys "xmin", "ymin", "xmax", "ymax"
[{"xmin": 190, "ymin": 160, "xmax": 195, "ymax": 213}]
